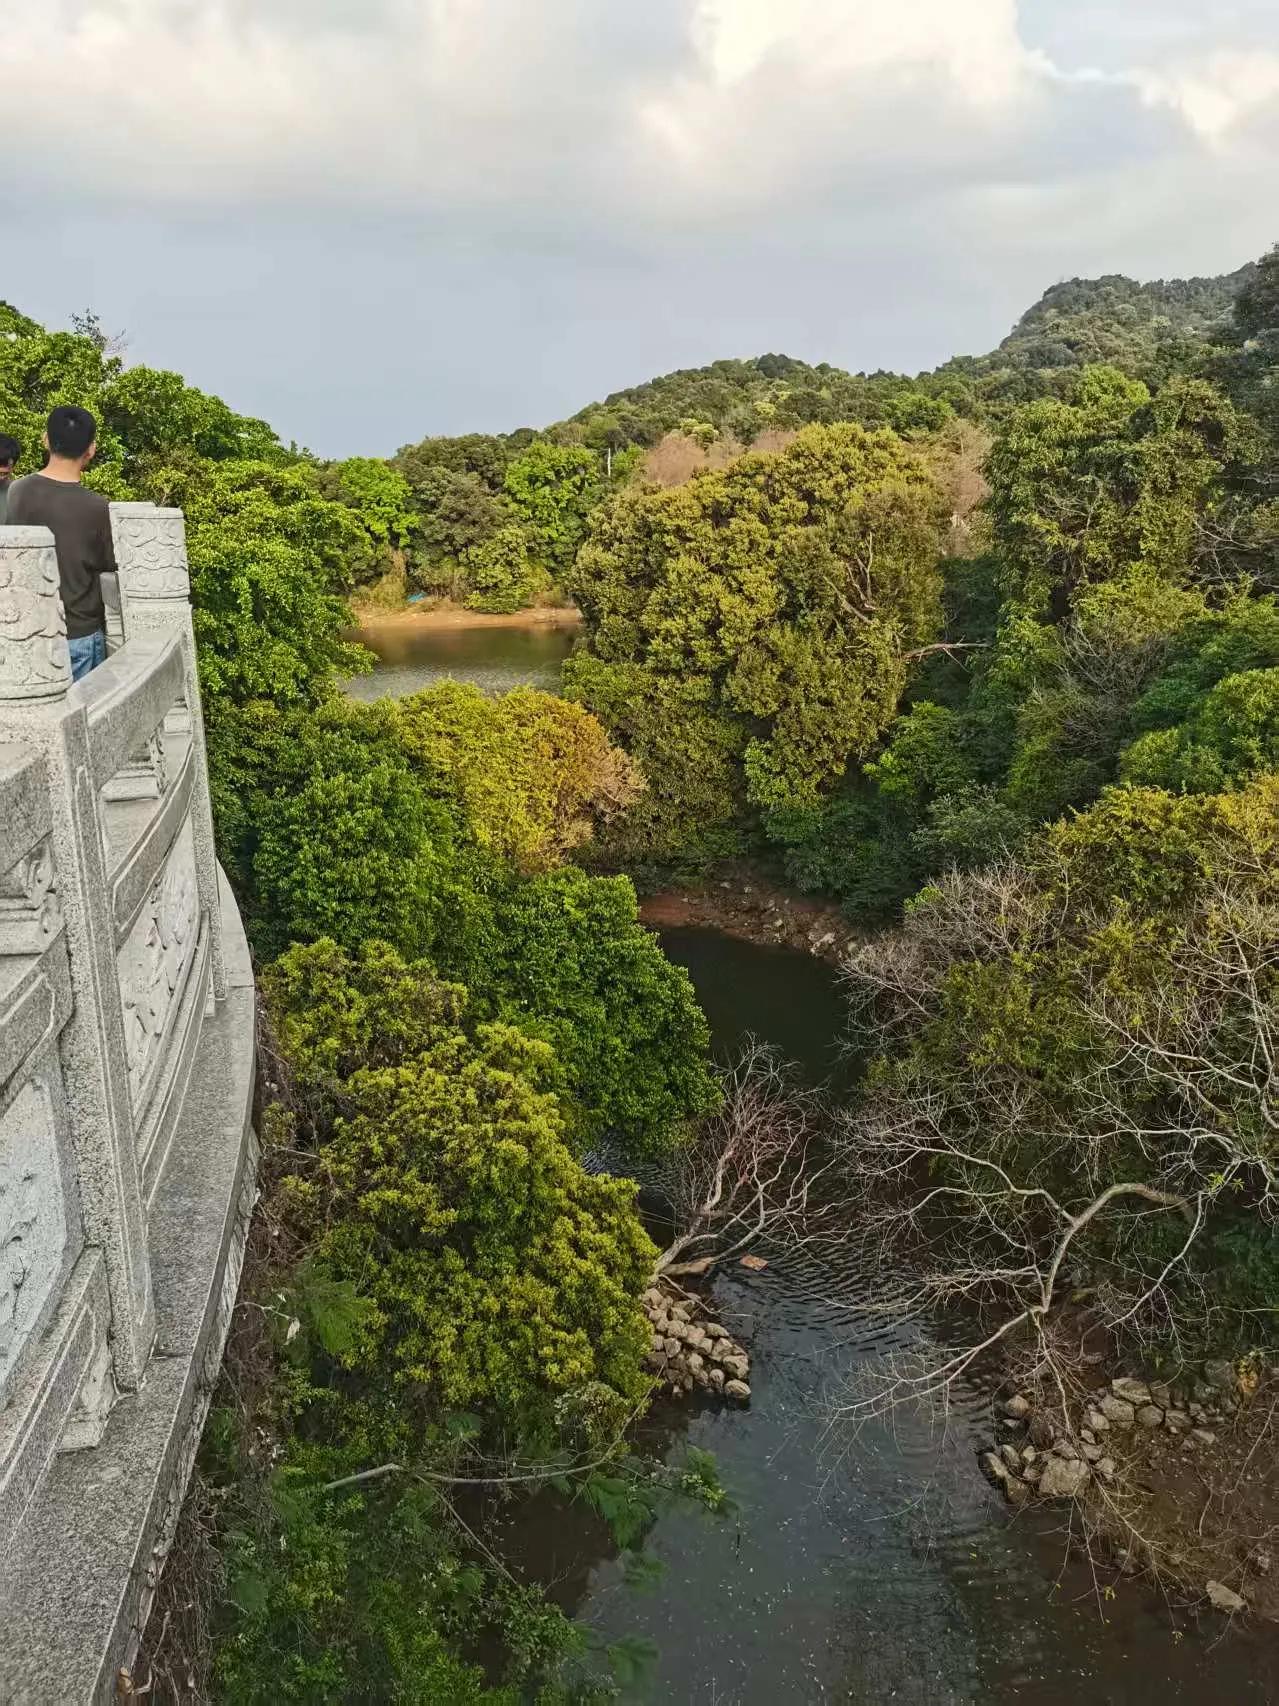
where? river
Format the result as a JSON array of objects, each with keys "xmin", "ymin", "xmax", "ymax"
[{"xmin": 356, "ymin": 622, "xmax": 1278, "ymax": 1704}]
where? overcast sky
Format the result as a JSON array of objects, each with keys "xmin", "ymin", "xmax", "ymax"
[{"xmin": 3, "ymin": 2, "xmax": 1277, "ymax": 456}]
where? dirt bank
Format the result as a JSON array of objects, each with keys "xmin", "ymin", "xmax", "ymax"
[
  {"xmin": 639, "ymin": 866, "xmax": 857, "ymax": 964},
  {"xmin": 986, "ymin": 1358, "xmax": 1279, "ymax": 1622},
  {"xmin": 349, "ymin": 601, "xmax": 582, "ymax": 632}
]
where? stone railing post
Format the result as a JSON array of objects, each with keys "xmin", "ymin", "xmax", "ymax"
[
  {"xmin": 109, "ymin": 504, "xmax": 226, "ymax": 1001},
  {"xmin": 0, "ymin": 528, "xmax": 155, "ymax": 1391}
]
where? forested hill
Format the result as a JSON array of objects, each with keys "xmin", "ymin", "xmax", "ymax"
[{"xmin": 564, "ymin": 261, "xmax": 1257, "ymax": 449}]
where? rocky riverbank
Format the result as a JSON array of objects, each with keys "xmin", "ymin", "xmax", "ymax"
[
  {"xmin": 640, "ymin": 867, "xmax": 857, "ymax": 965},
  {"xmin": 982, "ymin": 1359, "xmax": 1278, "ymax": 1620},
  {"xmin": 640, "ymin": 1282, "xmax": 753, "ymax": 1404}
]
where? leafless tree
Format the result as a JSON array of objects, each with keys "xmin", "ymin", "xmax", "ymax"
[
  {"xmin": 654, "ymin": 1044, "xmax": 838, "ymax": 1280},
  {"xmin": 833, "ymin": 833, "xmax": 1279, "ymax": 1426}
]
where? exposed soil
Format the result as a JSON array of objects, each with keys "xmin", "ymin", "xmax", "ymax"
[
  {"xmin": 349, "ymin": 600, "xmax": 582, "ymax": 632},
  {"xmin": 640, "ymin": 865, "xmax": 857, "ymax": 965},
  {"xmin": 988, "ymin": 1361, "xmax": 1279, "ymax": 1623}
]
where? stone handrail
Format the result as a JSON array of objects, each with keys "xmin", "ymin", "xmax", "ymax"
[{"xmin": 0, "ymin": 506, "xmax": 258, "ymax": 1702}]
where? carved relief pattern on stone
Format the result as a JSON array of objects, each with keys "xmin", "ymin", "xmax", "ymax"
[
  {"xmin": 0, "ymin": 1079, "xmax": 68, "ymax": 1393},
  {"xmin": 0, "ymin": 535, "xmax": 72, "ymax": 700},
  {"xmin": 0, "ymin": 838, "xmax": 63, "ymax": 953},
  {"xmin": 116, "ymin": 818, "xmax": 200, "ymax": 1112},
  {"xmin": 112, "ymin": 513, "xmax": 191, "ymax": 601},
  {"xmin": 149, "ymin": 729, "xmax": 169, "ymax": 794}
]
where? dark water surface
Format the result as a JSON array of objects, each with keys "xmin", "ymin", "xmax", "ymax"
[
  {"xmin": 504, "ymin": 928, "xmax": 1278, "ymax": 1704},
  {"xmin": 345, "ymin": 616, "xmax": 578, "ymax": 701}
]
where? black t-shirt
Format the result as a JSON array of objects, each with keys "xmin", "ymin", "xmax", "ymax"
[{"xmin": 5, "ymin": 474, "xmax": 115, "ymax": 637}]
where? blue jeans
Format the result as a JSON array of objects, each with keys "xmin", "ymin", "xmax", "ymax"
[{"xmin": 68, "ymin": 629, "xmax": 106, "ymax": 682}]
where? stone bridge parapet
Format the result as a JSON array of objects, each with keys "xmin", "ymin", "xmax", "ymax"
[{"xmin": 0, "ymin": 507, "xmax": 258, "ymax": 1702}]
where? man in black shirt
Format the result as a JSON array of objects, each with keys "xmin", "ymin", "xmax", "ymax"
[
  {"xmin": 0, "ymin": 434, "xmax": 19, "ymax": 523},
  {"xmin": 6, "ymin": 407, "xmax": 114, "ymax": 681}
]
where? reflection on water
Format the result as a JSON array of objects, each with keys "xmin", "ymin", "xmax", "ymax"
[
  {"xmin": 345, "ymin": 617, "xmax": 579, "ymax": 701},
  {"xmin": 504, "ymin": 927, "xmax": 1278, "ymax": 1705}
]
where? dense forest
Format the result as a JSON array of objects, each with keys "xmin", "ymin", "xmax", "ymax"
[{"xmin": 1, "ymin": 242, "xmax": 1276, "ymax": 1697}]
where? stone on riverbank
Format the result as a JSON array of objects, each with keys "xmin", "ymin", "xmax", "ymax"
[
  {"xmin": 1206, "ymin": 1580, "xmax": 1247, "ymax": 1614},
  {"xmin": 1111, "ymin": 1377, "xmax": 1152, "ymax": 1405},
  {"xmin": 1099, "ymin": 1396, "xmax": 1136, "ymax": 1429},
  {"xmin": 642, "ymin": 1284, "xmax": 752, "ymax": 1404},
  {"xmin": 1038, "ymin": 1456, "xmax": 1090, "ymax": 1500},
  {"xmin": 1028, "ymin": 1413, "xmax": 1056, "ymax": 1448}
]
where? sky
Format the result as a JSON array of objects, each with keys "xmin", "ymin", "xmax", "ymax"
[{"xmin": 2, "ymin": 2, "xmax": 1277, "ymax": 457}]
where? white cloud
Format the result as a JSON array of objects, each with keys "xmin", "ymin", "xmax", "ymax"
[
  {"xmin": 1136, "ymin": 50, "xmax": 1279, "ymax": 143},
  {"xmin": 0, "ymin": 1, "xmax": 1275, "ymax": 451},
  {"xmin": 692, "ymin": 0, "xmax": 1037, "ymax": 102}
]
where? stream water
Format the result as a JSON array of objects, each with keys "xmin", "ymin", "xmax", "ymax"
[{"xmin": 359, "ymin": 623, "xmax": 1277, "ymax": 1703}]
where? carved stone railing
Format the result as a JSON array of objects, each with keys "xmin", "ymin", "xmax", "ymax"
[{"xmin": 0, "ymin": 508, "xmax": 258, "ymax": 1701}]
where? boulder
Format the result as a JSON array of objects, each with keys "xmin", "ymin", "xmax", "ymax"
[
  {"xmin": 1080, "ymin": 1427, "xmax": 1097, "ymax": 1446},
  {"xmin": 1085, "ymin": 1407, "xmax": 1111, "ymax": 1434},
  {"xmin": 1002, "ymin": 1394, "xmax": 1032, "ymax": 1420},
  {"xmin": 1082, "ymin": 1442, "xmax": 1104, "ymax": 1464},
  {"xmin": 1137, "ymin": 1405, "xmax": 1164, "ymax": 1429},
  {"xmin": 1190, "ymin": 1428, "xmax": 1217, "ymax": 1447},
  {"xmin": 1206, "ymin": 1580, "xmax": 1247, "ymax": 1615},
  {"xmin": 1149, "ymin": 1383, "xmax": 1173, "ymax": 1409},
  {"xmin": 1021, "ymin": 1447, "xmax": 1038, "ymax": 1466},
  {"xmin": 1004, "ymin": 1476, "xmax": 1031, "ymax": 1509},
  {"xmin": 1038, "ymin": 1456, "xmax": 1089, "ymax": 1500},
  {"xmin": 980, "ymin": 1452, "xmax": 1011, "ymax": 1490},
  {"xmin": 722, "ymin": 1355, "xmax": 750, "ymax": 1382},
  {"xmin": 663, "ymin": 1336, "xmax": 682, "ymax": 1358},
  {"xmin": 687, "ymin": 1352, "xmax": 705, "ymax": 1373},
  {"xmin": 1053, "ymin": 1439, "xmax": 1080, "ymax": 1462},
  {"xmin": 708, "ymin": 1367, "xmax": 726, "ymax": 1393},
  {"xmin": 1028, "ymin": 1414, "xmax": 1056, "ymax": 1448},
  {"xmin": 724, "ymin": 1380, "xmax": 751, "ymax": 1404},
  {"xmin": 1098, "ymin": 1396, "xmax": 1136, "ymax": 1429},
  {"xmin": 1165, "ymin": 1409, "xmax": 1191, "ymax": 1429},
  {"xmin": 1000, "ymin": 1445, "xmax": 1022, "ymax": 1472},
  {"xmin": 704, "ymin": 1323, "xmax": 729, "ymax": 1342},
  {"xmin": 1111, "ymin": 1377, "xmax": 1152, "ymax": 1406},
  {"xmin": 1096, "ymin": 1458, "xmax": 1116, "ymax": 1481}
]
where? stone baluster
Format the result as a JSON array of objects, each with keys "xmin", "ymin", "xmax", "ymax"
[
  {"xmin": 109, "ymin": 504, "xmax": 227, "ymax": 1001},
  {"xmin": 0, "ymin": 528, "xmax": 155, "ymax": 1390}
]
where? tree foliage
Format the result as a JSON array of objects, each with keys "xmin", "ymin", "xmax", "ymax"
[
  {"xmin": 266, "ymin": 939, "xmax": 657, "ymax": 1430},
  {"xmin": 566, "ymin": 423, "xmax": 947, "ymax": 858}
]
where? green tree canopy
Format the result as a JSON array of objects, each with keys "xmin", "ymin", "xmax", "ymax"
[{"xmin": 565, "ymin": 422, "xmax": 946, "ymax": 856}]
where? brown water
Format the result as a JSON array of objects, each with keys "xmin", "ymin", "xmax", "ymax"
[
  {"xmin": 500, "ymin": 929, "xmax": 1279, "ymax": 1704},
  {"xmin": 345, "ymin": 616, "xmax": 579, "ymax": 701}
]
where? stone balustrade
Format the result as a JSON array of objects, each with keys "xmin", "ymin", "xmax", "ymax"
[{"xmin": 0, "ymin": 507, "xmax": 258, "ymax": 1703}]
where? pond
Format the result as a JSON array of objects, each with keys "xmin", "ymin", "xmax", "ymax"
[
  {"xmin": 345, "ymin": 613, "xmax": 580, "ymax": 701},
  {"xmin": 498, "ymin": 928, "xmax": 1279, "ymax": 1704}
]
